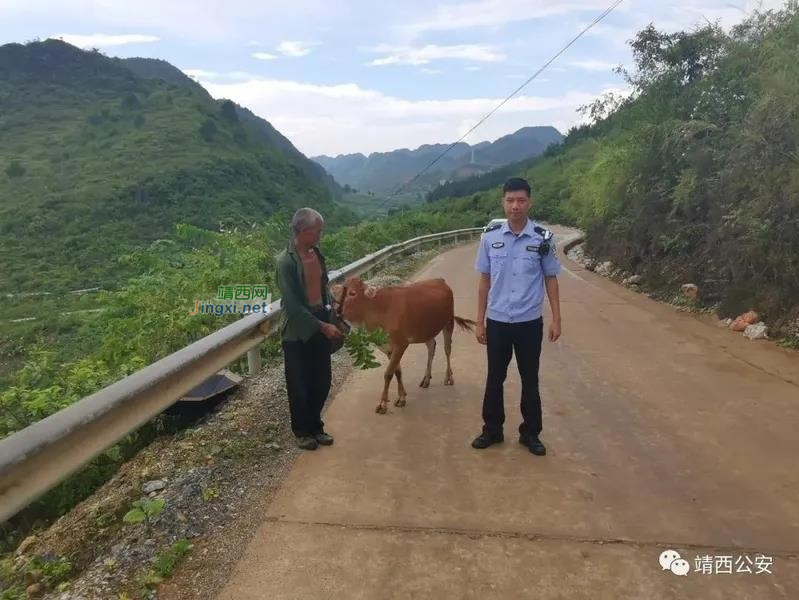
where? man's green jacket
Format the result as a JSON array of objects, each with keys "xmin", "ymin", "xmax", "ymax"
[{"xmin": 275, "ymin": 240, "xmax": 333, "ymax": 342}]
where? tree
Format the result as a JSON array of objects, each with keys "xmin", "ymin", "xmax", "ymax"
[
  {"xmin": 199, "ymin": 119, "xmax": 217, "ymax": 142},
  {"xmin": 625, "ymin": 23, "xmax": 728, "ymax": 91},
  {"xmin": 5, "ymin": 160, "xmax": 26, "ymax": 178},
  {"xmin": 220, "ymin": 100, "xmax": 239, "ymax": 122}
]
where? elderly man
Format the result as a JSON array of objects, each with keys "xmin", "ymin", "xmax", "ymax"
[{"xmin": 276, "ymin": 208, "xmax": 342, "ymax": 450}]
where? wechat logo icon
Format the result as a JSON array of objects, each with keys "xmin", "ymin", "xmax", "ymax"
[{"xmin": 659, "ymin": 549, "xmax": 690, "ymax": 576}]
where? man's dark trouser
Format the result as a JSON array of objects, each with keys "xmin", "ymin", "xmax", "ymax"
[
  {"xmin": 282, "ymin": 306, "xmax": 332, "ymax": 438},
  {"xmin": 482, "ymin": 316, "xmax": 544, "ymax": 438}
]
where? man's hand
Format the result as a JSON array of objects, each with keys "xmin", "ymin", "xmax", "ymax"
[
  {"xmin": 475, "ymin": 321, "xmax": 487, "ymax": 345},
  {"xmin": 320, "ymin": 322, "xmax": 343, "ymax": 340},
  {"xmin": 548, "ymin": 319, "xmax": 561, "ymax": 342}
]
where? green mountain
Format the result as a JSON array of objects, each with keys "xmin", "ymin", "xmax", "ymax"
[
  {"xmin": 311, "ymin": 126, "xmax": 563, "ymax": 195},
  {"xmin": 0, "ymin": 40, "xmax": 350, "ymax": 295},
  {"xmin": 118, "ymin": 58, "xmax": 343, "ymax": 198},
  {"xmin": 419, "ymin": 5, "xmax": 799, "ymax": 342}
]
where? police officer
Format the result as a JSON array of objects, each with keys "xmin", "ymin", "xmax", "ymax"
[{"xmin": 472, "ymin": 177, "xmax": 562, "ymax": 455}]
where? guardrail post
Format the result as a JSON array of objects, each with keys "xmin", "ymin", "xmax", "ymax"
[{"xmin": 247, "ymin": 346, "xmax": 262, "ymax": 375}]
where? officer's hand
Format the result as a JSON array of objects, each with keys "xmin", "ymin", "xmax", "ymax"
[
  {"xmin": 320, "ymin": 322, "xmax": 343, "ymax": 340},
  {"xmin": 548, "ymin": 320, "xmax": 561, "ymax": 342},
  {"xmin": 475, "ymin": 322, "xmax": 487, "ymax": 345}
]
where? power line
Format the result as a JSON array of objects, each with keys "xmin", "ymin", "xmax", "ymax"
[{"xmin": 377, "ymin": 0, "xmax": 626, "ymax": 211}]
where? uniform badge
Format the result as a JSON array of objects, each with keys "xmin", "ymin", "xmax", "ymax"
[
  {"xmin": 526, "ymin": 245, "xmax": 536, "ymax": 252},
  {"xmin": 491, "ymin": 241, "xmax": 505, "ymax": 249}
]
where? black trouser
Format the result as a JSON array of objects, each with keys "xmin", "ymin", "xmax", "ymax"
[
  {"xmin": 282, "ymin": 306, "xmax": 332, "ymax": 438},
  {"xmin": 481, "ymin": 317, "xmax": 544, "ymax": 438}
]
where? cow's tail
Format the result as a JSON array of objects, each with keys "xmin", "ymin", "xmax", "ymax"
[{"xmin": 454, "ymin": 316, "xmax": 477, "ymax": 332}]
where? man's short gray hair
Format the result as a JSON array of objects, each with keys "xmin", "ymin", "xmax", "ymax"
[{"xmin": 291, "ymin": 207, "xmax": 324, "ymax": 234}]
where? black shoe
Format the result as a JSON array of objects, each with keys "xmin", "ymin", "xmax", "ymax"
[
  {"xmin": 296, "ymin": 436, "xmax": 319, "ymax": 450},
  {"xmin": 314, "ymin": 432, "xmax": 334, "ymax": 446},
  {"xmin": 471, "ymin": 431, "xmax": 504, "ymax": 449},
  {"xmin": 520, "ymin": 434, "xmax": 546, "ymax": 456}
]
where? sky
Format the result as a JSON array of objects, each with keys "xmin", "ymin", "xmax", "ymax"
[{"xmin": 0, "ymin": 0, "xmax": 790, "ymax": 157}]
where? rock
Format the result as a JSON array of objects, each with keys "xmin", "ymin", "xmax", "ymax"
[
  {"xmin": 25, "ymin": 569, "xmax": 43, "ymax": 584},
  {"xmin": 567, "ymin": 246, "xmax": 586, "ymax": 264},
  {"xmin": 623, "ymin": 275, "xmax": 642, "ymax": 286},
  {"xmin": 266, "ymin": 442, "xmax": 281, "ymax": 451},
  {"xmin": 595, "ymin": 261, "xmax": 614, "ymax": 277},
  {"xmin": 584, "ymin": 259, "xmax": 597, "ymax": 271},
  {"xmin": 25, "ymin": 583, "xmax": 43, "ymax": 597},
  {"xmin": 680, "ymin": 283, "xmax": 698, "ymax": 300},
  {"xmin": 730, "ymin": 310, "xmax": 759, "ymax": 332},
  {"xmin": 716, "ymin": 318, "xmax": 733, "ymax": 328},
  {"xmin": 15, "ymin": 534, "xmax": 36, "ymax": 555},
  {"xmin": 142, "ymin": 480, "xmax": 166, "ymax": 494},
  {"xmin": 744, "ymin": 322, "xmax": 768, "ymax": 340}
]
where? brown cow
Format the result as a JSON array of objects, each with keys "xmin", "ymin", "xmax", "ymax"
[{"xmin": 332, "ymin": 276, "xmax": 475, "ymax": 414}]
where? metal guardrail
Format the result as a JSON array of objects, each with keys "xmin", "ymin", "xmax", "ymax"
[{"xmin": 0, "ymin": 227, "xmax": 483, "ymax": 524}]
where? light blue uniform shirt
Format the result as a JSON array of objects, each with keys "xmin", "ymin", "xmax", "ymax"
[{"xmin": 474, "ymin": 219, "xmax": 561, "ymax": 323}]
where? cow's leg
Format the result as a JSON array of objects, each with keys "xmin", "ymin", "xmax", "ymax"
[
  {"xmin": 394, "ymin": 365, "xmax": 408, "ymax": 407},
  {"xmin": 380, "ymin": 342, "xmax": 406, "ymax": 405},
  {"xmin": 378, "ymin": 340, "xmax": 409, "ymax": 414},
  {"xmin": 443, "ymin": 323, "xmax": 454, "ymax": 385},
  {"xmin": 419, "ymin": 338, "xmax": 436, "ymax": 388}
]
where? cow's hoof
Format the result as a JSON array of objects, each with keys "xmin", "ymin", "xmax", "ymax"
[
  {"xmin": 419, "ymin": 377, "xmax": 431, "ymax": 388},
  {"xmin": 375, "ymin": 404, "xmax": 387, "ymax": 414},
  {"xmin": 394, "ymin": 397, "xmax": 406, "ymax": 407},
  {"xmin": 444, "ymin": 377, "xmax": 454, "ymax": 386}
]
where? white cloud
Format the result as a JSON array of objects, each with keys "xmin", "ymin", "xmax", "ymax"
[
  {"xmin": 419, "ymin": 68, "xmax": 441, "ymax": 74},
  {"xmin": 401, "ymin": 0, "xmax": 616, "ymax": 35},
  {"xmin": 465, "ymin": 65, "xmax": 482, "ymax": 71},
  {"xmin": 368, "ymin": 44, "xmax": 505, "ymax": 66},
  {"xmin": 190, "ymin": 71, "xmax": 630, "ymax": 155},
  {"xmin": 277, "ymin": 40, "xmax": 316, "ymax": 57},
  {"xmin": 183, "ymin": 69, "xmax": 255, "ymax": 81},
  {"xmin": 247, "ymin": 40, "xmax": 317, "ymax": 60},
  {"xmin": 569, "ymin": 59, "xmax": 620, "ymax": 71},
  {"xmin": 579, "ymin": 0, "xmax": 791, "ymax": 51},
  {"xmin": 4, "ymin": 0, "xmax": 335, "ymax": 43},
  {"xmin": 50, "ymin": 33, "xmax": 159, "ymax": 47},
  {"xmin": 673, "ymin": 0, "xmax": 790, "ymax": 29}
]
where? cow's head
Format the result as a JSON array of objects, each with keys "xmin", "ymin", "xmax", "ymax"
[{"xmin": 331, "ymin": 276, "xmax": 376, "ymax": 324}]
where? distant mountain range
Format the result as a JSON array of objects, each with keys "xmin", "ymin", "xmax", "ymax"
[{"xmin": 312, "ymin": 126, "xmax": 564, "ymax": 195}]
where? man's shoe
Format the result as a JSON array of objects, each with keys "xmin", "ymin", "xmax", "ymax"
[
  {"xmin": 471, "ymin": 432, "xmax": 504, "ymax": 449},
  {"xmin": 314, "ymin": 432, "xmax": 334, "ymax": 446},
  {"xmin": 296, "ymin": 436, "xmax": 319, "ymax": 450},
  {"xmin": 520, "ymin": 434, "xmax": 546, "ymax": 456}
]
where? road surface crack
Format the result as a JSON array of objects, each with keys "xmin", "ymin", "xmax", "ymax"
[{"xmin": 266, "ymin": 517, "xmax": 799, "ymax": 558}]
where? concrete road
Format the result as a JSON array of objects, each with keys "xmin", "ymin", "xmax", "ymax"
[{"xmin": 218, "ymin": 228, "xmax": 799, "ymax": 599}]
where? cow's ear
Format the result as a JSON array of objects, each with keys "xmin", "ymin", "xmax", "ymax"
[{"xmin": 365, "ymin": 286, "xmax": 376, "ymax": 298}]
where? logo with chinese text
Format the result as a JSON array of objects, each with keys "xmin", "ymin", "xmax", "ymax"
[{"xmin": 659, "ymin": 549, "xmax": 773, "ymax": 576}]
